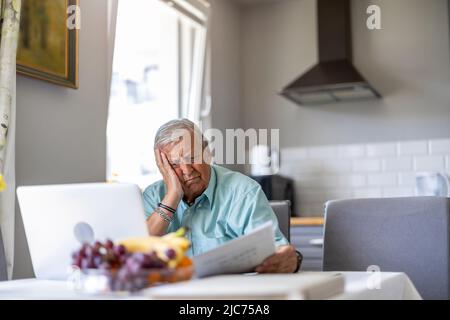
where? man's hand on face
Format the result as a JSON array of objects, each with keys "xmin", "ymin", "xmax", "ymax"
[
  {"xmin": 155, "ymin": 148, "xmax": 183, "ymax": 204},
  {"xmin": 255, "ymin": 245, "xmax": 298, "ymax": 274}
]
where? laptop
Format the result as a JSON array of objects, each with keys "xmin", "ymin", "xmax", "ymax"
[{"xmin": 17, "ymin": 183, "xmax": 149, "ymax": 280}]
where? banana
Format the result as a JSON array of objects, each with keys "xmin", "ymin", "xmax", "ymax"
[
  {"xmin": 115, "ymin": 236, "xmax": 156, "ymax": 253},
  {"xmin": 164, "ymin": 227, "xmax": 187, "ymax": 238},
  {"xmin": 163, "ymin": 236, "xmax": 190, "ymax": 251},
  {"xmin": 116, "ymin": 228, "xmax": 191, "ymax": 268}
]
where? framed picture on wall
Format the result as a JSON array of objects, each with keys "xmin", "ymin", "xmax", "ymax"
[{"xmin": 16, "ymin": 0, "xmax": 79, "ymax": 89}]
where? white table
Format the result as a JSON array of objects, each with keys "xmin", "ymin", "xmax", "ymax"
[{"xmin": 0, "ymin": 272, "xmax": 421, "ymax": 300}]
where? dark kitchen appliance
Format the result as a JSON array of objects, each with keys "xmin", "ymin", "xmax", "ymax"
[{"xmin": 250, "ymin": 174, "xmax": 296, "ymax": 216}]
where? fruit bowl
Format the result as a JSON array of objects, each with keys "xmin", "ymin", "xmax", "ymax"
[
  {"xmin": 70, "ymin": 265, "xmax": 194, "ymax": 294},
  {"xmin": 70, "ymin": 228, "xmax": 193, "ymax": 294}
]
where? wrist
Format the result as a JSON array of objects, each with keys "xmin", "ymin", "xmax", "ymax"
[
  {"xmin": 155, "ymin": 207, "xmax": 173, "ymax": 223},
  {"xmin": 163, "ymin": 193, "xmax": 181, "ymax": 210}
]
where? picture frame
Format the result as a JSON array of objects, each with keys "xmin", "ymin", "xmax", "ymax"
[{"xmin": 15, "ymin": 0, "xmax": 79, "ymax": 89}]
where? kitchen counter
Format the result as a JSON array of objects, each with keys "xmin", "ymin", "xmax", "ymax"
[
  {"xmin": 290, "ymin": 217, "xmax": 324, "ymax": 271},
  {"xmin": 291, "ymin": 217, "xmax": 324, "ymax": 226}
]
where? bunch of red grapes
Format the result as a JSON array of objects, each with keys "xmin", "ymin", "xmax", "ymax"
[{"xmin": 71, "ymin": 240, "xmax": 172, "ymax": 291}]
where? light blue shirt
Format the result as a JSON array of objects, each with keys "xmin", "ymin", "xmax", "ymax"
[{"xmin": 143, "ymin": 164, "xmax": 289, "ymax": 256}]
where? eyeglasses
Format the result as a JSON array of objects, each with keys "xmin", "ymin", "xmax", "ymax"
[{"xmin": 169, "ymin": 155, "xmax": 205, "ymax": 168}]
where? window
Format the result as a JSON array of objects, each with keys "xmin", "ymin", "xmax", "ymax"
[{"xmin": 107, "ymin": 0, "xmax": 208, "ymax": 189}]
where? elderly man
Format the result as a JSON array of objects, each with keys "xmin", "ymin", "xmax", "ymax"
[{"xmin": 143, "ymin": 119, "xmax": 301, "ymax": 273}]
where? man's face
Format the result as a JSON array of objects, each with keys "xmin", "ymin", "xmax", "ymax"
[{"xmin": 160, "ymin": 132, "xmax": 211, "ymax": 199}]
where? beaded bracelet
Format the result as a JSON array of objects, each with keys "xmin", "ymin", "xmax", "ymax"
[{"xmin": 155, "ymin": 207, "xmax": 173, "ymax": 223}]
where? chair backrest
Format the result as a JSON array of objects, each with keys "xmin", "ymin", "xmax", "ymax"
[
  {"xmin": 323, "ymin": 197, "xmax": 450, "ymax": 300},
  {"xmin": 269, "ymin": 200, "xmax": 291, "ymax": 242},
  {"xmin": 0, "ymin": 230, "xmax": 7, "ymax": 281}
]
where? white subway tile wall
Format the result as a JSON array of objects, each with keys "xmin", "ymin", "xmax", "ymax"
[
  {"xmin": 397, "ymin": 140, "xmax": 428, "ymax": 155},
  {"xmin": 429, "ymin": 139, "xmax": 450, "ymax": 155},
  {"xmin": 413, "ymin": 156, "xmax": 445, "ymax": 171},
  {"xmin": 352, "ymin": 159, "xmax": 381, "ymax": 172},
  {"xmin": 382, "ymin": 157, "xmax": 413, "ymax": 172},
  {"xmin": 280, "ymin": 138, "xmax": 450, "ymax": 216},
  {"xmin": 352, "ymin": 188, "xmax": 383, "ymax": 199},
  {"xmin": 367, "ymin": 173, "xmax": 397, "ymax": 187},
  {"xmin": 336, "ymin": 144, "xmax": 366, "ymax": 158},
  {"xmin": 398, "ymin": 172, "xmax": 417, "ymax": 186},
  {"xmin": 366, "ymin": 142, "xmax": 397, "ymax": 157}
]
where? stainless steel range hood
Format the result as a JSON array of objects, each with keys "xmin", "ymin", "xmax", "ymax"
[{"xmin": 280, "ymin": 0, "xmax": 381, "ymax": 106}]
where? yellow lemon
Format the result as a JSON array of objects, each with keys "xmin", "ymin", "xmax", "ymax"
[{"xmin": 0, "ymin": 175, "xmax": 6, "ymax": 192}]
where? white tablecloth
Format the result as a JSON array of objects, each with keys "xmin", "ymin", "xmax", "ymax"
[
  {"xmin": 330, "ymin": 272, "xmax": 421, "ymax": 300},
  {"xmin": 0, "ymin": 272, "xmax": 421, "ymax": 300}
]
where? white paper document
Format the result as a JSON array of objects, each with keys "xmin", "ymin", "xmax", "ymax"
[{"xmin": 193, "ymin": 222, "xmax": 276, "ymax": 278}]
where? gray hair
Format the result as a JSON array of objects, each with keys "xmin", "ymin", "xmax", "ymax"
[{"xmin": 154, "ymin": 119, "xmax": 208, "ymax": 150}]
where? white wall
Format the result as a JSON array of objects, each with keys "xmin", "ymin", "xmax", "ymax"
[
  {"xmin": 241, "ymin": 0, "xmax": 450, "ymax": 148},
  {"xmin": 209, "ymin": 0, "xmax": 243, "ymax": 170},
  {"xmin": 14, "ymin": 0, "xmax": 112, "ymax": 279},
  {"xmin": 210, "ymin": 0, "xmax": 241, "ymax": 131},
  {"xmin": 280, "ymin": 138, "xmax": 450, "ymax": 216}
]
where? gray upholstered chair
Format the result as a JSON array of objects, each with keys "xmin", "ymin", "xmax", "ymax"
[
  {"xmin": 322, "ymin": 197, "xmax": 450, "ymax": 300},
  {"xmin": 0, "ymin": 230, "xmax": 7, "ymax": 281},
  {"xmin": 269, "ymin": 200, "xmax": 291, "ymax": 242}
]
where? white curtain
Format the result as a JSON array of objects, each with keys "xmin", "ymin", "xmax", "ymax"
[
  {"xmin": 0, "ymin": 0, "xmax": 21, "ymax": 280},
  {"xmin": 106, "ymin": 0, "xmax": 118, "ymax": 100},
  {"xmin": 106, "ymin": 0, "xmax": 119, "ymax": 184},
  {"xmin": 0, "ymin": 65, "xmax": 15, "ymax": 280}
]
